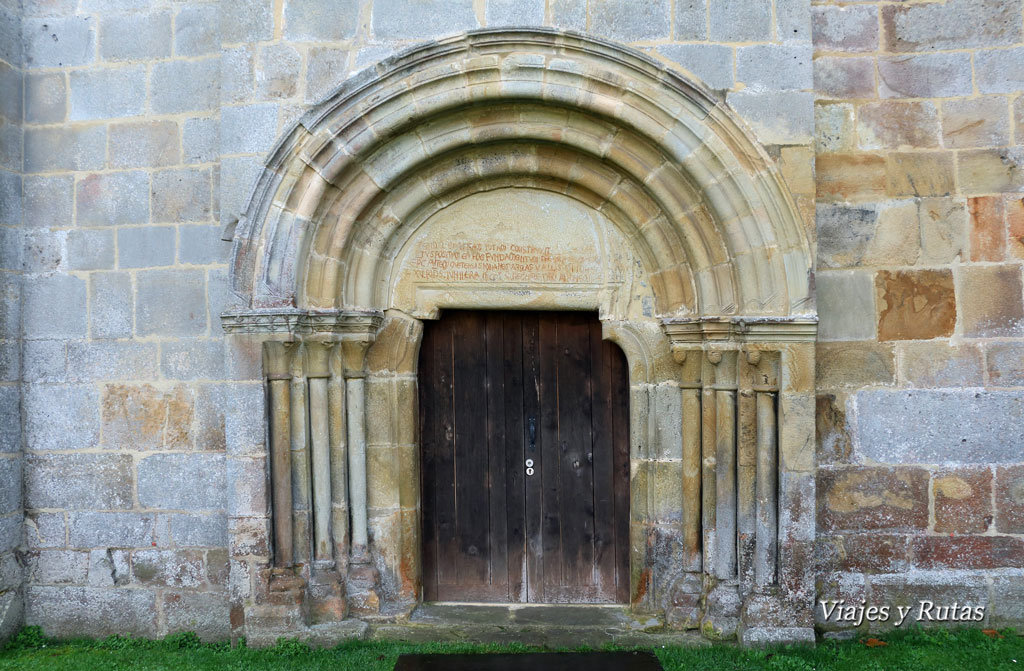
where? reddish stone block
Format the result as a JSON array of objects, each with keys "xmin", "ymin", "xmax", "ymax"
[
  {"xmin": 1008, "ymin": 196, "xmax": 1024, "ymax": 260},
  {"xmin": 875, "ymin": 269, "xmax": 957, "ymax": 341},
  {"xmin": 101, "ymin": 383, "xmax": 195, "ymax": 450},
  {"xmin": 933, "ymin": 468, "xmax": 993, "ymax": 534},
  {"xmin": 817, "ymin": 533, "xmax": 909, "ymax": 574},
  {"xmin": 818, "ymin": 466, "xmax": 930, "ymax": 532},
  {"xmin": 995, "ymin": 465, "xmax": 1024, "ymax": 533},
  {"xmin": 911, "ymin": 535, "xmax": 1024, "ymax": 570},
  {"xmin": 958, "ymin": 265, "xmax": 1024, "ymax": 338},
  {"xmin": 968, "ymin": 195, "xmax": 1006, "ymax": 261},
  {"xmin": 816, "ymin": 154, "xmax": 887, "ymax": 202}
]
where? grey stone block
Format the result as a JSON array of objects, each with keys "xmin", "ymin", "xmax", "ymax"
[
  {"xmin": 161, "ymin": 339, "xmax": 225, "ymax": 381},
  {"xmin": 0, "ymin": 5, "xmax": 18, "ymax": 66},
  {"xmin": 373, "ymin": 0, "xmax": 478, "ymax": 39},
  {"xmin": 726, "ymin": 90, "xmax": 813, "ymax": 145},
  {"xmin": 21, "ymin": 228, "xmax": 62, "ymax": 274},
  {"xmin": 131, "ymin": 549, "xmax": 205, "ymax": 588},
  {"xmin": 221, "ymin": 104, "xmax": 278, "ymax": 155},
  {"xmin": 117, "ymin": 225, "xmax": 176, "ymax": 269},
  {"xmin": 23, "ymin": 175, "xmax": 73, "ymax": 229},
  {"xmin": 0, "ymin": 61, "xmax": 22, "ymax": 123},
  {"xmin": 0, "ymin": 386, "xmax": 17, "ymax": 453},
  {"xmin": 31, "ymin": 550, "xmax": 89, "ymax": 585},
  {"xmin": 69, "ymin": 512, "xmax": 156, "ymax": 548},
  {"xmin": 179, "ymin": 224, "xmax": 226, "ymax": 265},
  {"xmin": 590, "ymin": 0, "xmax": 670, "ymax": 41},
  {"xmin": 24, "ymin": 125, "xmax": 106, "ymax": 173},
  {"xmin": 25, "ymin": 453, "xmax": 133, "ymax": 510},
  {"xmin": 550, "ymin": 0, "xmax": 585, "ymax": 31},
  {"xmin": 227, "ymin": 456, "xmax": 267, "ymax": 517},
  {"xmin": 0, "ymin": 171, "xmax": 20, "ymax": 228},
  {"xmin": 709, "ymin": 0, "xmax": 771, "ymax": 42},
  {"xmin": 151, "ymin": 57, "xmax": 219, "ymax": 114},
  {"xmin": 814, "ymin": 56, "xmax": 876, "ymax": 99},
  {"xmin": 736, "ymin": 45, "xmax": 812, "ymax": 92},
  {"xmin": 138, "ymin": 453, "xmax": 226, "ymax": 511},
  {"xmin": 255, "ymin": 44, "xmax": 301, "ymax": 101},
  {"xmin": 0, "ymin": 116, "xmax": 22, "ymax": 172},
  {"xmin": 23, "ymin": 384, "xmax": 99, "ymax": 451},
  {"xmin": 658, "ymin": 44, "xmax": 733, "ymax": 90},
  {"xmin": 69, "ymin": 66, "xmax": 145, "ymax": 121},
  {"xmin": 883, "ymin": 0, "xmax": 1023, "ymax": 52},
  {"xmin": 816, "ymin": 203, "xmax": 876, "ymax": 269},
  {"xmin": 183, "ymin": 117, "xmax": 218, "ymax": 165},
  {"xmin": 224, "ymin": 384, "xmax": 265, "ymax": 455},
  {"xmin": 99, "ymin": 11, "xmax": 171, "ymax": 61},
  {"xmin": 26, "ymin": 586, "xmax": 157, "ymax": 639},
  {"xmin": 776, "ymin": 0, "xmax": 811, "ymax": 44},
  {"xmin": 284, "ymin": 0, "xmax": 359, "ymax": 40},
  {"xmin": 222, "ymin": 0, "xmax": 275, "ymax": 44},
  {"xmin": 975, "ymin": 47, "xmax": 1024, "ymax": 95},
  {"xmin": 195, "ymin": 385, "xmax": 226, "ymax": 452},
  {"xmin": 221, "ymin": 46, "xmax": 254, "ymax": 104},
  {"xmin": 0, "ymin": 226, "xmax": 23, "ymax": 272},
  {"xmin": 66, "ymin": 341, "xmax": 158, "ymax": 382},
  {"xmin": 89, "ymin": 272, "xmax": 133, "ymax": 339},
  {"xmin": 163, "ymin": 590, "xmax": 230, "ymax": 641},
  {"xmin": 305, "ymin": 47, "xmax": 348, "ymax": 103},
  {"xmin": 24, "ymin": 512, "xmax": 67, "ymax": 550},
  {"xmin": 109, "ymin": 120, "xmax": 180, "ymax": 169},
  {"xmin": 811, "ymin": 5, "xmax": 878, "ymax": 52},
  {"xmin": 175, "ymin": 4, "xmax": 220, "ymax": 57},
  {"xmin": 220, "ymin": 155, "xmax": 263, "ymax": 224},
  {"xmin": 858, "ymin": 390, "xmax": 1024, "ymax": 464},
  {"xmin": 22, "ymin": 0, "xmax": 77, "ymax": 16},
  {"xmin": 66, "ymin": 229, "xmax": 114, "ymax": 271},
  {"xmin": 878, "ymin": 53, "xmax": 973, "ymax": 99},
  {"xmin": 23, "ymin": 17, "xmax": 95, "ymax": 68},
  {"xmin": 23, "ymin": 340, "xmax": 66, "ymax": 383},
  {"xmin": 80, "ymin": 0, "xmax": 156, "ymax": 11},
  {"xmin": 169, "ymin": 513, "xmax": 228, "ymax": 547},
  {"xmin": 136, "ymin": 269, "xmax": 207, "ymax": 337},
  {"xmin": 486, "ymin": 0, "xmax": 544, "ymax": 26},
  {"xmin": 87, "ymin": 548, "xmax": 130, "ymax": 587},
  {"xmin": 23, "ymin": 274, "xmax": 87, "ymax": 339},
  {"xmin": 991, "ymin": 576, "xmax": 1024, "ymax": 628},
  {"xmin": 672, "ymin": 0, "xmax": 706, "ymax": 40},
  {"xmin": 76, "ymin": 171, "xmax": 149, "ymax": 227},
  {"xmin": 0, "ymin": 342, "xmax": 19, "ymax": 382},
  {"xmin": 0, "ymin": 457, "xmax": 20, "ymax": 514},
  {"xmin": 0, "ymin": 514, "xmax": 19, "ymax": 554},
  {"xmin": 152, "ymin": 168, "xmax": 212, "ymax": 223},
  {"xmin": 0, "ymin": 276, "xmax": 18, "ymax": 343}
]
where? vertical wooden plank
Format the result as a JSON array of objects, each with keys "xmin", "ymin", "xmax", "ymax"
[
  {"xmin": 485, "ymin": 312, "xmax": 509, "ymax": 600},
  {"xmin": 590, "ymin": 321, "xmax": 616, "ymax": 599},
  {"xmin": 522, "ymin": 313, "xmax": 544, "ymax": 601},
  {"xmin": 558, "ymin": 313, "xmax": 595, "ymax": 592},
  {"xmin": 433, "ymin": 316, "xmax": 459, "ymax": 591},
  {"xmin": 418, "ymin": 319, "xmax": 439, "ymax": 601},
  {"xmin": 609, "ymin": 340, "xmax": 631, "ymax": 604},
  {"xmin": 453, "ymin": 311, "xmax": 490, "ymax": 588},
  {"xmin": 503, "ymin": 313, "xmax": 528, "ymax": 603},
  {"xmin": 538, "ymin": 313, "xmax": 562, "ymax": 602}
]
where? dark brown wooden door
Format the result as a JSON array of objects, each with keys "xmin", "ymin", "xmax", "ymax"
[{"xmin": 419, "ymin": 311, "xmax": 630, "ymax": 603}]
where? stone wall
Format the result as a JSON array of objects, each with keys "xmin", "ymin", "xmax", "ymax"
[
  {"xmin": 812, "ymin": 0, "xmax": 1024, "ymax": 634},
  {"xmin": 0, "ymin": 0, "xmax": 1020, "ymax": 643},
  {"xmin": 0, "ymin": 0, "xmax": 23, "ymax": 643}
]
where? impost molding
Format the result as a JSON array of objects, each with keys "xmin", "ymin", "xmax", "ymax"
[
  {"xmin": 221, "ymin": 309, "xmax": 384, "ymax": 337},
  {"xmin": 662, "ymin": 316, "xmax": 818, "ymax": 344}
]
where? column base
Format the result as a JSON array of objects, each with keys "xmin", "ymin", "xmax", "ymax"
[{"xmin": 347, "ymin": 562, "xmax": 381, "ymax": 615}]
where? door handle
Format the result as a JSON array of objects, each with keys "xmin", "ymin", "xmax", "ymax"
[{"xmin": 527, "ymin": 418, "xmax": 536, "ymax": 476}]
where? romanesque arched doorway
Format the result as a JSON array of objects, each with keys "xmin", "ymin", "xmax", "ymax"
[{"xmin": 222, "ymin": 29, "xmax": 817, "ymax": 646}]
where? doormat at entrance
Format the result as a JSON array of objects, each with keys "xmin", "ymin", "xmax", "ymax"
[{"xmin": 394, "ymin": 650, "xmax": 663, "ymax": 671}]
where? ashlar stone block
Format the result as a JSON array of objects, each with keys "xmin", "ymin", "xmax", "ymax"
[
  {"xmin": 23, "ymin": 274, "xmax": 87, "ymax": 339},
  {"xmin": 24, "ymin": 125, "xmax": 106, "ymax": 173},
  {"xmin": 590, "ymin": 0, "xmax": 671, "ymax": 41},
  {"xmin": 708, "ymin": 0, "xmax": 770, "ymax": 42},
  {"xmin": 76, "ymin": 171, "xmax": 149, "ymax": 227},
  {"xmin": 817, "ymin": 466, "xmax": 929, "ymax": 532},
  {"xmin": 932, "ymin": 468, "xmax": 993, "ymax": 534},
  {"xmin": 373, "ymin": 0, "xmax": 478, "ymax": 39},
  {"xmin": 284, "ymin": 0, "xmax": 359, "ymax": 40},
  {"xmin": 958, "ymin": 265, "xmax": 1024, "ymax": 337},
  {"xmin": 108, "ymin": 120, "xmax": 180, "ymax": 169},
  {"xmin": 101, "ymin": 383, "xmax": 194, "ymax": 451},
  {"xmin": 174, "ymin": 4, "xmax": 219, "ymax": 57},
  {"xmin": 69, "ymin": 66, "xmax": 145, "ymax": 121},
  {"xmin": 813, "ymin": 57, "xmax": 875, "ymax": 100},
  {"xmin": 99, "ymin": 11, "xmax": 172, "ymax": 62},
  {"xmin": 900, "ymin": 342, "xmax": 983, "ymax": 388},
  {"xmin": 878, "ymin": 53, "xmax": 973, "ymax": 99},
  {"xmin": 151, "ymin": 58, "xmax": 219, "ymax": 115},
  {"xmin": 23, "ymin": 17, "xmax": 95, "ymax": 68},
  {"xmin": 136, "ymin": 269, "xmax": 207, "ymax": 337},
  {"xmin": 89, "ymin": 272, "xmax": 133, "ymax": 339},
  {"xmin": 941, "ymin": 97, "xmax": 1010, "ymax": 149},
  {"xmin": 25, "ymin": 72, "xmax": 66, "ymax": 124},
  {"xmin": 69, "ymin": 512, "xmax": 156, "ymax": 548},
  {"xmin": 875, "ymin": 269, "xmax": 956, "ymax": 341},
  {"xmin": 995, "ymin": 465, "xmax": 1024, "ymax": 534},
  {"xmin": 816, "ymin": 271, "xmax": 875, "ymax": 341},
  {"xmin": 25, "ymin": 453, "xmax": 133, "ymax": 510},
  {"xmin": 138, "ymin": 453, "xmax": 226, "ymax": 511},
  {"xmin": 811, "ymin": 5, "xmax": 878, "ymax": 52},
  {"xmin": 25, "ymin": 586, "xmax": 157, "ymax": 639}
]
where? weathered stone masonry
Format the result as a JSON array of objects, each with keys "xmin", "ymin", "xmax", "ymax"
[{"xmin": 0, "ymin": 0, "xmax": 1021, "ymax": 647}]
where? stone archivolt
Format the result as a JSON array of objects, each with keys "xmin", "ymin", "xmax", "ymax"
[{"xmin": 223, "ymin": 29, "xmax": 817, "ymax": 646}]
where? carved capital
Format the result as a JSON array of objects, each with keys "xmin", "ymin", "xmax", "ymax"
[
  {"xmin": 263, "ymin": 340, "xmax": 299, "ymax": 380},
  {"xmin": 305, "ymin": 339, "xmax": 335, "ymax": 378},
  {"xmin": 340, "ymin": 338, "xmax": 372, "ymax": 378}
]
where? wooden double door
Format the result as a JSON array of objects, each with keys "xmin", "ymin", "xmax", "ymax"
[{"xmin": 419, "ymin": 311, "xmax": 630, "ymax": 603}]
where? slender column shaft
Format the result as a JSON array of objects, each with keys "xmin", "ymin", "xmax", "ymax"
[
  {"xmin": 290, "ymin": 362, "xmax": 312, "ymax": 565},
  {"xmin": 264, "ymin": 341, "xmax": 295, "ymax": 569},
  {"xmin": 737, "ymin": 388, "xmax": 758, "ymax": 593},
  {"xmin": 714, "ymin": 387, "xmax": 736, "ymax": 579},
  {"xmin": 681, "ymin": 387, "xmax": 702, "ymax": 571},
  {"xmin": 755, "ymin": 392, "xmax": 778, "ymax": 588},
  {"xmin": 309, "ymin": 376, "xmax": 332, "ymax": 562},
  {"xmin": 329, "ymin": 360, "xmax": 349, "ymax": 570},
  {"xmin": 700, "ymin": 356, "xmax": 717, "ymax": 574},
  {"xmin": 347, "ymin": 375, "xmax": 368, "ymax": 554}
]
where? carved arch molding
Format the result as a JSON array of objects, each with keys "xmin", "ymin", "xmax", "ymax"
[{"xmin": 222, "ymin": 29, "xmax": 817, "ymax": 646}]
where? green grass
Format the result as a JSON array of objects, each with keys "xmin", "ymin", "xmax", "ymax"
[{"xmin": 2, "ymin": 626, "xmax": 1022, "ymax": 671}]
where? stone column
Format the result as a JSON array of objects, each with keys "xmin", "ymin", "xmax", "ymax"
[
  {"xmin": 289, "ymin": 344, "xmax": 313, "ymax": 567},
  {"xmin": 263, "ymin": 341, "xmax": 296, "ymax": 570},
  {"xmin": 341, "ymin": 337, "xmax": 381, "ymax": 614}
]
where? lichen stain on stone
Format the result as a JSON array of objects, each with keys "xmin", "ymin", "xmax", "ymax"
[
  {"xmin": 934, "ymin": 475, "xmax": 973, "ymax": 500},
  {"xmin": 825, "ymin": 471, "xmax": 918, "ymax": 513}
]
